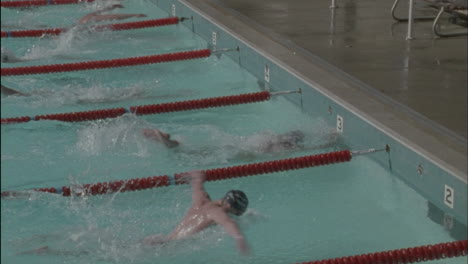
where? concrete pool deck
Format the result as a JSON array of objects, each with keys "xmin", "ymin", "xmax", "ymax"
[{"xmin": 184, "ymin": 0, "xmax": 467, "ymax": 180}]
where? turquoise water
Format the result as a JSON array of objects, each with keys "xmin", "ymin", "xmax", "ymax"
[{"xmin": 1, "ymin": 1, "xmax": 466, "ymax": 264}]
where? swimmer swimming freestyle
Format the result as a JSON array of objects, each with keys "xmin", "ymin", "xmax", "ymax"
[
  {"xmin": 78, "ymin": 4, "xmax": 146, "ymax": 25},
  {"xmin": 142, "ymin": 128, "xmax": 338, "ymax": 162},
  {"xmin": 143, "ymin": 128, "xmax": 306, "ymax": 152},
  {"xmin": 141, "ymin": 171, "xmax": 250, "ymax": 255},
  {"xmin": 0, "ymin": 84, "xmax": 27, "ymax": 96},
  {"xmin": 1, "ymin": 47, "xmax": 26, "ymax": 63},
  {"xmin": 17, "ymin": 171, "xmax": 251, "ymax": 256},
  {"xmin": 1, "ymin": 4, "xmax": 146, "ymax": 63}
]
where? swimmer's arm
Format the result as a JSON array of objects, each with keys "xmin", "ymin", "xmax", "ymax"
[
  {"xmin": 80, "ymin": 14, "xmax": 147, "ymax": 24},
  {"xmin": 1, "ymin": 85, "xmax": 28, "ymax": 96},
  {"xmin": 185, "ymin": 171, "xmax": 210, "ymax": 207},
  {"xmin": 176, "ymin": 171, "xmax": 209, "ymax": 206},
  {"xmin": 211, "ymin": 210, "xmax": 250, "ymax": 255}
]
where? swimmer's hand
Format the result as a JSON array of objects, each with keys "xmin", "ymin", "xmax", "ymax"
[
  {"xmin": 235, "ymin": 236, "xmax": 250, "ymax": 256},
  {"xmin": 177, "ymin": 170, "xmax": 206, "ymax": 184}
]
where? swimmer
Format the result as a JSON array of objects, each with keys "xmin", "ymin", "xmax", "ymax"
[
  {"xmin": 143, "ymin": 128, "xmax": 338, "ymax": 163},
  {"xmin": 1, "ymin": 5, "xmax": 146, "ymax": 63},
  {"xmin": 1, "ymin": 47, "xmax": 87, "ymax": 64},
  {"xmin": 1, "ymin": 47, "xmax": 27, "ymax": 63},
  {"xmin": 143, "ymin": 128, "xmax": 306, "ymax": 152},
  {"xmin": 78, "ymin": 4, "xmax": 147, "ymax": 25},
  {"xmin": 242, "ymin": 130, "xmax": 340, "ymax": 156},
  {"xmin": 1, "ymin": 84, "xmax": 195, "ymax": 104},
  {"xmin": 1, "ymin": 85, "xmax": 28, "ymax": 96},
  {"xmin": 142, "ymin": 128, "xmax": 180, "ymax": 148},
  {"xmin": 17, "ymin": 171, "xmax": 251, "ymax": 256},
  {"xmin": 141, "ymin": 171, "xmax": 250, "ymax": 255},
  {"xmin": 262, "ymin": 130, "xmax": 306, "ymax": 152}
]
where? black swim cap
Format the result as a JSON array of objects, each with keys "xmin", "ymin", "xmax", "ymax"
[{"xmin": 223, "ymin": 190, "xmax": 248, "ymax": 216}]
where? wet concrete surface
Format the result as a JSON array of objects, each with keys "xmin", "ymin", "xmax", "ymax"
[{"xmin": 211, "ymin": 0, "xmax": 467, "ymax": 140}]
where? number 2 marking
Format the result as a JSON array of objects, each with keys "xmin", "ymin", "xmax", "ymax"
[{"xmin": 444, "ymin": 185, "xmax": 454, "ymax": 209}]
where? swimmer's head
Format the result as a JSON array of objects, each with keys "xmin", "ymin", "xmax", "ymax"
[
  {"xmin": 222, "ymin": 190, "xmax": 249, "ymax": 216},
  {"xmin": 278, "ymin": 130, "xmax": 305, "ymax": 146},
  {"xmin": 160, "ymin": 131, "xmax": 180, "ymax": 148}
]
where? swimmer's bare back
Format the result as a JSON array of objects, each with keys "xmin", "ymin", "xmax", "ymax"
[
  {"xmin": 79, "ymin": 13, "xmax": 147, "ymax": 24},
  {"xmin": 78, "ymin": 4, "xmax": 147, "ymax": 25}
]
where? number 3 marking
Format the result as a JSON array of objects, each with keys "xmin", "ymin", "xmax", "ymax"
[
  {"xmin": 212, "ymin": 32, "xmax": 217, "ymax": 46},
  {"xmin": 337, "ymin": 115, "xmax": 343, "ymax": 133}
]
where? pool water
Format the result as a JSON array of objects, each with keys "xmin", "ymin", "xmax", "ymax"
[{"xmin": 1, "ymin": 1, "xmax": 466, "ymax": 264}]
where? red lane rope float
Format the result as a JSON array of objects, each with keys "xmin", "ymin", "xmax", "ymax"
[
  {"xmin": 192, "ymin": 150, "xmax": 351, "ymax": 183},
  {"xmin": 0, "ymin": 49, "xmax": 211, "ymax": 76},
  {"xmin": 36, "ymin": 175, "xmax": 171, "ymax": 197},
  {"xmin": 1, "ymin": 17, "xmax": 182, "ymax": 38},
  {"xmin": 34, "ymin": 107, "xmax": 128, "ymax": 122},
  {"xmin": 298, "ymin": 240, "xmax": 468, "ymax": 264},
  {"xmin": 1, "ymin": 0, "xmax": 95, "ymax": 8},
  {"xmin": 0, "ymin": 91, "xmax": 270, "ymax": 124},
  {"xmin": 93, "ymin": 17, "xmax": 182, "ymax": 31},
  {"xmin": 1, "ymin": 150, "xmax": 352, "ymax": 197},
  {"xmin": 130, "ymin": 91, "xmax": 270, "ymax": 116},
  {"xmin": 1, "ymin": 28, "xmax": 64, "ymax": 38},
  {"xmin": 0, "ymin": 116, "xmax": 32, "ymax": 124}
]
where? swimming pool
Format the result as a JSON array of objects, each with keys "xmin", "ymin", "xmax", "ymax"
[{"xmin": 1, "ymin": 0, "xmax": 467, "ymax": 263}]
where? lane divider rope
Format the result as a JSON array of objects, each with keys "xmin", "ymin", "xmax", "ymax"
[
  {"xmin": 297, "ymin": 240, "xmax": 467, "ymax": 264},
  {"xmin": 1, "ymin": 49, "xmax": 211, "ymax": 76},
  {"xmin": 0, "ymin": 91, "xmax": 270, "ymax": 125},
  {"xmin": 1, "ymin": 17, "xmax": 186, "ymax": 38},
  {"xmin": 1, "ymin": 0, "xmax": 95, "ymax": 8},
  {"xmin": 1, "ymin": 150, "xmax": 353, "ymax": 197}
]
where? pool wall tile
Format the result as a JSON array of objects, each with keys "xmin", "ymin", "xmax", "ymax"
[{"xmin": 155, "ymin": 0, "xmax": 466, "ymax": 226}]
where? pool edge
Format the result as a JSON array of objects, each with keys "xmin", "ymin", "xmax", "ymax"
[{"xmin": 155, "ymin": 0, "xmax": 467, "ymax": 225}]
